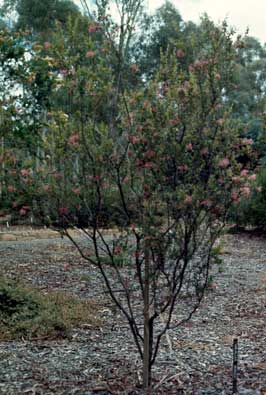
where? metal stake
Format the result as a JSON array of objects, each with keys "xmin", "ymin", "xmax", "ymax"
[{"xmin": 232, "ymin": 338, "xmax": 238, "ymax": 394}]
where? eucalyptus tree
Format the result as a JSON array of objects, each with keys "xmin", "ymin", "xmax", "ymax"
[{"xmin": 0, "ymin": 0, "xmax": 80, "ymax": 38}]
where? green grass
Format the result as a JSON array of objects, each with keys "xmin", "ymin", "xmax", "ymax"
[
  {"xmin": 90, "ymin": 254, "xmax": 128, "ymax": 267},
  {"xmin": 0, "ymin": 276, "xmax": 100, "ymax": 340}
]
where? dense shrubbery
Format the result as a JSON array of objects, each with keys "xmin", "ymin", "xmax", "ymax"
[{"xmin": 229, "ymin": 169, "xmax": 266, "ymax": 230}]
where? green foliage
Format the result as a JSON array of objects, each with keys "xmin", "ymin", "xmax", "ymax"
[
  {"xmin": 230, "ymin": 169, "xmax": 266, "ymax": 229},
  {"xmin": 1, "ymin": 0, "xmax": 80, "ymax": 34},
  {"xmin": 210, "ymin": 242, "xmax": 224, "ymax": 266},
  {"xmin": 133, "ymin": 1, "xmax": 185, "ymax": 77},
  {"xmin": 0, "ymin": 276, "xmax": 100, "ymax": 340},
  {"xmin": 228, "ymin": 36, "xmax": 266, "ymax": 158},
  {"xmin": 89, "ymin": 254, "xmax": 128, "ymax": 267},
  {"xmin": 0, "ymin": 10, "xmax": 256, "ymax": 228},
  {"xmin": 0, "ymin": 277, "xmax": 40, "ymax": 317}
]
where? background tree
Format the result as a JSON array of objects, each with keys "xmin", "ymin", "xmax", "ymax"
[
  {"xmin": 228, "ymin": 36, "xmax": 266, "ymax": 156},
  {"xmin": 0, "ymin": 0, "xmax": 80, "ymax": 39},
  {"xmin": 133, "ymin": 1, "xmax": 186, "ymax": 78}
]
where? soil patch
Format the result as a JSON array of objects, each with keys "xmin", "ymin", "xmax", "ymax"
[{"xmin": 0, "ymin": 232, "xmax": 265, "ymax": 394}]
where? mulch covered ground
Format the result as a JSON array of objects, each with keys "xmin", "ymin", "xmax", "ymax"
[{"xmin": 0, "ymin": 228, "xmax": 265, "ymax": 394}]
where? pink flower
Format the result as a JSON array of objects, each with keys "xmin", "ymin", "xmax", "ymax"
[
  {"xmin": 256, "ymin": 186, "xmax": 262, "ymax": 193},
  {"xmin": 24, "ymin": 178, "xmax": 33, "ymax": 185},
  {"xmin": 176, "ymin": 49, "xmax": 185, "ymax": 58},
  {"xmin": 69, "ymin": 67, "xmax": 75, "ymax": 76},
  {"xmin": 86, "ymin": 51, "xmax": 95, "ymax": 58},
  {"xmin": 7, "ymin": 185, "xmax": 16, "ymax": 193},
  {"xmin": 19, "ymin": 206, "xmax": 30, "ymax": 216},
  {"xmin": 232, "ymin": 176, "xmax": 241, "ymax": 184},
  {"xmin": 200, "ymin": 147, "xmax": 208, "ymax": 156},
  {"xmin": 169, "ymin": 118, "xmax": 180, "ymax": 126},
  {"xmin": 241, "ymin": 186, "xmax": 251, "ymax": 197},
  {"xmin": 144, "ymin": 150, "xmax": 156, "ymax": 159},
  {"xmin": 144, "ymin": 100, "xmax": 151, "ymax": 110},
  {"xmin": 19, "ymin": 208, "xmax": 27, "ymax": 216},
  {"xmin": 44, "ymin": 41, "xmax": 51, "ymax": 50},
  {"xmin": 184, "ymin": 196, "xmax": 193, "ymax": 204},
  {"xmin": 143, "ymin": 184, "xmax": 150, "ymax": 191},
  {"xmin": 194, "ymin": 60, "xmax": 202, "ymax": 68},
  {"xmin": 142, "ymin": 137, "xmax": 148, "ymax": 144},
  {"xmin": 194, "ymin": 59, "xmax": 209, "ymax": 68},
  {"xmin": 89, "ymin": 175, "xmax": 101, "ymax": 182},
  {"xmin": 123, "ymin": 277, "xmax": 130, "ymax": 289},
  {"xmin": 9, "ymin": 169, "xmax": 17, "ymax": 176},
  {"xmin": 60, "ymin": 69, "xmax": 68, "ymax": 76},
  {"xmin": 128, "ymin": 135, "xmax": 140, "ymax": 145},
  {"xmin": 218, "ymin": 158, "xmax": 230, "ymax": 169},
  {"xmin": 242, "ymin": 138, "xmax": 253, "ymax": 145},
  {"xmin": 88, "ymin": 25, "xmax": 96, "ymax": 33},
  {"xmin": 20, "ymin": 169, "xmax": 30, "ymax": 177},
  {"xmin": 59, "ymin": 207, "xmax": 68, "ymax": 215},
  {"xmin": 42, "ymin": 185, "xmax": 50, "ymax": 192},
  {"xmin": 136, "ymin": 159, "xmax": 144, "ymax": 168},
  {"xmin": 177, "ymin": 165, "xmax": 189, "ymax": 172},
  {"xmin": 131, "ymin": 64, "xmax": 139, "ymax": 73},
  {"xmin": 144, "ymin": 162, "xmax": 155, "ymax": 168},
  {"xmin": 248, "ymin": 174, "xmax": 256, "ymax": 181},
  {"xmin": 240, "ymin": 169, "xmax": 249, "ymax": 177},
  {"xmin": 68, "ymin": 133, "xmax": 80, "ymax": 146},
  {"xmin": 215, "ymin": 103, "xmax": 223, "ymax": 110},
  {"xmin": 186, "ymin": 143, "xmax": 193, "ymax": 151},
  {"xmin": 231, "ymin": 191, "xmax": 239, "ymax": 202},
  {"xmin": 128, "ymin": 112, "xmax": 134, "ymax": 123},
  {"xmin": 72, "ymin": 187, "xmax": 81, "ymax": 195},
  {"xmin": 214, "ymin": 73, "xmax": 221, "ymax": 81},
  {"xmin": 88, "ymin": 24, "xmax": 101, "ymax": 33},
  {"xmin": 210, "ymin": 282, "xmax": 218, "ymax": 290},
  {"xmin": 183, "ymin": 80, "xmax": 190, "ymax": 90},
  {"xmin": 114, "ymin": 246, "xmax": 122, "ymax": 255},
  {"xmin": 63, "ymin": 263, "xmax": 70, "ymax": 271},
  {"xmin": 53, "ymin": 172, "xmax": 62, "ymax": 179},
  {"xmin": 217, "ymin": 118, "xmax": 225, "ymax": 126}
]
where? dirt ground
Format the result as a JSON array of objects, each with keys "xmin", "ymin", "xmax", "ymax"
[{"xmin": 0, "ymin": 228, "xmax": 266, "ymax": 394}]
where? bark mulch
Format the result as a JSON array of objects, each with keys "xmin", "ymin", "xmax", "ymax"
[{"xmin": 0, "ymin": 228, "xmax": 265, "ymax": 394}]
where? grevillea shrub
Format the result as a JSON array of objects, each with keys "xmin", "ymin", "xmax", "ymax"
[
  {"xmin": 229, "ymin": 168, "xmax": 265, "ymax": 229},
  {"xmin": 1, "ymin": 12, "xmax": 256, "ymax": 391}
]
